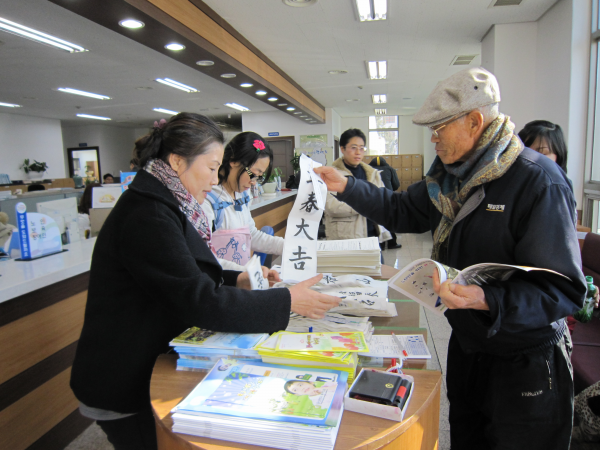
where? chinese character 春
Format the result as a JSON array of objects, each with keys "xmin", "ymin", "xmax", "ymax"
[{"xmin": 300, "ymin": 193, "xmax": 319, "ymax": 213}]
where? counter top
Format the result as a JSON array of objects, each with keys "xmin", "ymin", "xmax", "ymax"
[
  {"xmin": 0, "ymin": 238, "xmax": 96, "ymax": 303},
  {"xmin": 248, "ymin": 190, "xmax": 296, "ymax": 211}
]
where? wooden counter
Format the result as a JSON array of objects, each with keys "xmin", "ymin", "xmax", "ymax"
[
  {"xmin": 249, "ymin": 191, "xmax": 296, "ymax": 238},
  {"xmin": 151, "ymin": 355, "xmax": 442, "ymax": 450}
]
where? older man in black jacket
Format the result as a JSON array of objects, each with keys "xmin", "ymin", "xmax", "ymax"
[{"xmin": 316, "ymin": 67, "xmax": 586, "ymax": 450}]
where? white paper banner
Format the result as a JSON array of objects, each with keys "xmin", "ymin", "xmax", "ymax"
[
  {"xmin": 281, "ymin": 154, "xmax": 328, "ymax": 281},
  {"xmin": 246, "ymin": 254, "xmax": 268, "ymax": 290}
]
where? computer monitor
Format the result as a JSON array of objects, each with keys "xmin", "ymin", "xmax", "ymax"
[{"xmin": 36, "ymin": 197, "xmax": 81, "ymax": 243}]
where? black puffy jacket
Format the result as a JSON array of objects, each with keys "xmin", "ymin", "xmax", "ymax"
[{"xmin": 368, "ymin": 157, "xmax": 400, "ymax": 191}]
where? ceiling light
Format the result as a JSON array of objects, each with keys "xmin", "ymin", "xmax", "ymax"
[
  {"xmin": 278, "ymin": 103, "xmax": 288, "ymax": 107},
  {"xmin": 0, "ymin": 16, "xmax": 87, "ymax": 53},
  {"xmin": 256, "ymin": 90, "xmax": 267, "ymax": 95},
  {"xmin": 165, "ymin": 43, "xmax": 185, "ymax": 51},
  {"xmin": 0, "ymin": 102, "xmax": 21, "ymax": 108},
  {"xmin": 283, "ymin": 0, "xmax": 319, "ymax": 7},
  {"xmin": 287, "ymin": 107, "xmax": 296, "ymax": 111},
  {"xmin": 375, "ymin": 108, "xmax": 386, "ymax": 115},
  {"xmin": 356, "ymin": 0, "xmax": 387, "ymax": 22},
  {"xmin": 294, "ymin": 112, "xmax": 302, "ymax": 115},
  {"xmin": 328, "ymin": 70, "xmax": 348, "ymax": 75},
  {"xmin": 268, "ymin": 97, "xmax": 278, "ymax": 102},
  {"xmin": 220, "ymin": 73, "xmax": 236, "ymax": 78},
  {"xmin": 196, "ymin": 60, "xmax": 214, "ymax": 66},
  {"xmin": 240, "ymin": 83, "xmax": 253, "ymax": 88},
  {"xmin": 225, "ymin": 103, "xmax": 250, "ymax": 112},
  {"xmin": 155, "ymin": 78, "xmax": 198, "ymax": 93},
  {"xmin": 372, "ymin": 94, "xmax": 387, "ymax": 104},
  {"xmin": 58, "ymin": 88, "xmax": 110, "ymax": 100},
  {"xmin": 76, "ymin": 114, "xmax": 111, "ymax": 121},
  {"xmin": 300, "ymin": 115, "xmax": 307, "ymax": 118},
  {"xmin": 119, "ymin": 19, "xmax": 144, "ymax": 29},
  {"xmin": 367, "ymin": 60, "xmax": 387, "ymax": 80},
  {"xmin": 153, "ymin": 107, "xmax": 179, "ymax": 115}
]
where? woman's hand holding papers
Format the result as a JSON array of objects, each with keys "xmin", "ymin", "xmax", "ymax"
[
  {"xmin": 313, "ymin": 167, "xmax": 348, "ymax": 193},
  {"xmin": 237, "ymin": 266, "xmax": 282, "ymax": 290},
  {"xmin": 289, "ymin": 274, "xmax": 342, "ymax": 319},
  {"xmin": 432, "ymin": 268, "xmax": 489, "ymax": 311}
]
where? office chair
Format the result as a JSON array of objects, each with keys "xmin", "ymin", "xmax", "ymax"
[{"xmin": 27, "ymin": 184, "xmax": 46, "ymax": 192}]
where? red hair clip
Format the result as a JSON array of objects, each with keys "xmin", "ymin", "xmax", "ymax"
[{"xmin": 253, "ymin": 140, "xmax": 265, "ymax": 152}]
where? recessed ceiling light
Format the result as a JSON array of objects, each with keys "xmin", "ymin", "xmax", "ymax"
[
  {"xmin": 278, "ymin": 103, "xmax": 288, "ymax": 107},
  {"xmin": 225, "ymin": 102, "xmax": 250, "ymax": 112},
  {"xmin": 58, "ymin": 88, "xmax": 110, "ymax": 100},
  {"xmin": 366, "ymin": 60, "xmax": 387, "ymax": 80},
  {"xmin": 346, "ymin": 99, "xmax": 359, "ymax": 102},
  {"xmin": 196, "ymin": 60, "xmax": 214, "ymax": 66},
  {"xmin": 256, "ymin": 90, "xmax": 267, "ymax": 95},
  {"xmin": 268, "ymin": 97, "xmax": 278, "ymax": 102},
  {"xmin": 153, "ymin": 107, "xmax": 179, "ymax": 115},
  {"xmin": 165, "ymin": 43, "xmax": 185, "ymax": 51},
  {"xmin": 283, "ymin": 0, "xmax": 319, "ymax": 6},
  {"xmin": 372, "ymin": 94, "xmax": 387, "ymax": 104},
  {"xmin": 294, "ymin": 112, "xmax": 302, "ymax": 115},
  {"xmin": 0, "ymin": 16, "xmax": 87, "ymax": 53},
  {"xmin": 155, "ymin": 78, "xmax": 198, "ymax": 93},
  {"xmin": 240, "ymin": 83, "xmax": 253, "ymax": 88},
  {"xmin": 375, "ymin": 108, "xmax": 387, "ymax": 115},
  {"xmin": 119, "ymin": 19, "xmax": 144, "ymax": 29},
  {"xmin": 0, "ymin": 101, "xmax": 21, "ymax": 108},
  {"xmin": 287, "ymin": 107, "xmax": 296, "ymax": 111},
  {"xmin": 220, "ymin": 73, "xmax": 236, "ymax": 78},
  {"xmin": 77, "ymin": 113, "xmax": 111, "ymax": 121},
  {"xmin": 300, "ymin": 115, "xmax": 307, "ymax": 118},
  {"xmin": 356, "ymin": 0, "xmax": 387, "ymax": 22},
  {"xmin": 328, "ymin": 70, "xmax": 348, "ymax": 75}
]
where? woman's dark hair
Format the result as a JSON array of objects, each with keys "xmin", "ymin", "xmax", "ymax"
[
  {"xmin": 134, "ymin": 112, "xmax": 224, "ymax": 169},
  {"xmin": 340, "ymin": 128, "xmax": 366, "ymax": 148},
  {"xmin": 518, "ymin": 120, "xmax": 568, "ymax": 172},
  {"xmin": 219, "ymin": 131, "xmax": 273, "ymax": 187},
  {"xmin": 79, "ymin": 182, "xmax": 101, "ymax": 215}
]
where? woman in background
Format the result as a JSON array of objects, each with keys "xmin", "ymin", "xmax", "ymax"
[
  {"xmin": 518, "ymin": 120, "xmax": 568, "ymax": 172},
  {"xmin": 201, "ymin": 131, "xmax": 284, "ymax": 270},
  {"xmin": 70, "ymin": 113, "xmax": 340, "ymax": 450}
]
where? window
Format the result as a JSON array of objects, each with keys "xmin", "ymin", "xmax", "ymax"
[
  {"xmin": 584, "ymin": 1, "xmax": 600, "ymax": 231},
  {"xmin": 368, "ymin": 115, "xmax": 398, "ymax": 154}
]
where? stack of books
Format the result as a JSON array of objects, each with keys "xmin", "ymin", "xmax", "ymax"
[
  {"xmin": 171, "ymin": 359, "xmax": 347, "ymax": 450},
  {"xmin": 256, "ymin": 331, "xmax": 368, "ymax": 383},
  {"xmin": 316, "ymin": 237, "xmax": 382, "ymax": 276},
  {"xmin": 169, "ymin": 328, "xmax": 267, "ymax": 372},
  {"xmin": 286, "ymin": 312, "xmax": 374, "ymax": 339}
]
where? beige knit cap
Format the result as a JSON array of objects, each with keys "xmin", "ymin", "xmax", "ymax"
[{"xmin": 412, "ymin": 67, "xmax": 501, "ymax": 127}]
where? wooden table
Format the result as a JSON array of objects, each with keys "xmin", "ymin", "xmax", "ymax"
[
  {"xmin": 151, "ymin": 355, "xmax": 441, "ymax": 450},
  {"xmin": 150, "ymin": 265, "xmax": 442, "ymax": 449}
]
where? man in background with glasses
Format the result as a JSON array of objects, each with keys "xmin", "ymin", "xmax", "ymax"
[{"xmin": 316, "ymin": 67, "xmax": 585, "ymax": 449}]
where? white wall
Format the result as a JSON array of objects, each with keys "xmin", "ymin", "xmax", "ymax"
[
  {"xmin": 481, "ymin": 22, "xmax": 538, "ymax": 132},
  {"xmin": 0, "ymin": 112, "xmax": 65, "ymax": 180},
  {"xmin": 61, "ymin": 125, "xmax": 137, "ymax": 177}
]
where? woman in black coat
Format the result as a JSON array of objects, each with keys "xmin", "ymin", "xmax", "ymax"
[{"xmin": 70, "ymin": 113, "xmax": 340, "ymax": 450}]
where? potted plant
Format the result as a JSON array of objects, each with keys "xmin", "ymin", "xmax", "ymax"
[
  {"xmin": 21, "ymin": 159, "xmax": 49, "ymax": 178},
  {"xmin": 262, "ymin": 167, "xmax": 282, "ymax": 194},
  {"xmin": 291, "ymin": 154, "xmax": 300, "ymax": 173}
]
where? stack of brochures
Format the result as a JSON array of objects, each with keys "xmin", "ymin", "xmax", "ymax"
[
  {"xmin": 256, "ymin": 331, "xmax": 368, "ymax": 383},
  {"xmin": 287, "ymin": 312, "xmax": 374, "ymax": 339},
  {"xmin": 169, "ymin": 328, "xmax": 267, "ymax": 372},
  {"xmin": 171, "ymin": 359, "xmax": 348, "ymax": 450},
  {"xmin": 316, "ymin": 237, "xmax": 382, "ymax": 276},
  {"xmin": 274, "ymin": 274, "xmax": 397, "ymax": 318}
]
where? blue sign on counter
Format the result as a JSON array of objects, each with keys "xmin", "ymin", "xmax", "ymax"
[{"xmin": 268, "ymin": 132, "xmax": 279, "ymax": 137}]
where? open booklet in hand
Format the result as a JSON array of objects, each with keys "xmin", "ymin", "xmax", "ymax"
[{"xmin": 387, "ymin": 258, "xmax": 570, "ymax": 316}]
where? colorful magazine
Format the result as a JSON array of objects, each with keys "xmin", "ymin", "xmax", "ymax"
[
  {"xmin": 275, "ymin": 332, "xmax": 369, "ymax": 353},
  {"xmin": 173, "ymin": 359, "xmax": 348, "ymax": 427},
  {"xmin": 169, "ymin": 327, "xmax": 268, "ymax": 349}
]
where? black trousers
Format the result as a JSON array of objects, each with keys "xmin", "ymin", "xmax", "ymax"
[
  {"xmin": 446, "ymin": 332, "xmax": 574, "ymax": 450},
  {"xmin": 97, "ymin": 406, "xmax": 158, "ymax": 450}
]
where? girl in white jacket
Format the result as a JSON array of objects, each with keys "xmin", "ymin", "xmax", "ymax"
[{"xmin": 201, "ymin": 132, "xmax": 285, "ymax": 270}]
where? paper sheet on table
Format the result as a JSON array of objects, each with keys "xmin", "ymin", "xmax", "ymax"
[{"xmin": 359, "ymin": 335, "xmax": 431, "ymax": 359}]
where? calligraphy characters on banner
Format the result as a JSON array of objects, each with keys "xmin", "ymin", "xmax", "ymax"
[{"xmin": 281, "ymin": 155, "xmax": 328, "ymax": 281}]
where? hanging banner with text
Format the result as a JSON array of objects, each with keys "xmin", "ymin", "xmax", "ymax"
[{"xmin": 281, "ymin": 154, "xmax": 327, "ymax": 281}]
